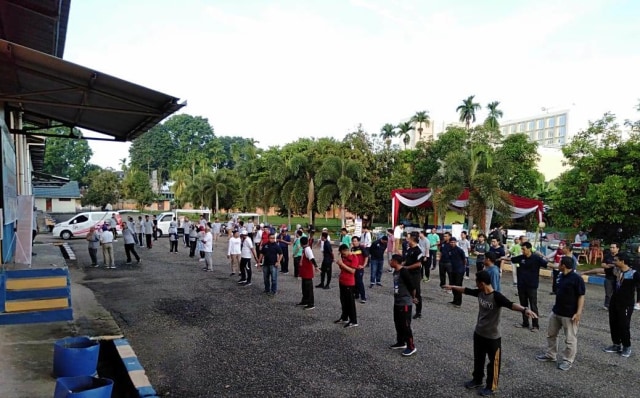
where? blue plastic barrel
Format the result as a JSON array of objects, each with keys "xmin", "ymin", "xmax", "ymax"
[
  {"xmin": 53, "ymin": 376, "xmax": 114, "ymax": 398},
  {"xmin": 53, "ymin": 336, "xmax": 100, "ymax": 378}
]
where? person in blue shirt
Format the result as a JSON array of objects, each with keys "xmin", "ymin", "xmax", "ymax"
[{"xmin": 483, "ymin": 252, "xmax": 501, "ymax": 292}]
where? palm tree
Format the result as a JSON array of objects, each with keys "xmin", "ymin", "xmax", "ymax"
[
  {"xmin": 247, "ymin": 175, "xmax": 279, "ymax": 223},
  {"xmin": 457, "ymin": 95, "xmax": 482, "ymax": 130},
  {"xmin": 316, "ymin": 156, "xmax": 373, "ymax": 227},
  {"xmin": 396, "ymin": 121, "xmax": 414, "ymax": 150},
  {"xmin": 200, "ymin": 169, "xmax": 232, "ymax": 215},
  {"xmin": 410, "ymin": 111, "xmax": 431, "ymax": 141},
  {"xmin": 380, "ymin": 123, "xmax": 396, "ymax": 149},
  {"xmin": 170, "ymin": 168, "xmax": 191, "ymax": 206},
  {"xmin": 278, "ymin": 153, "xmax": 318, "ymax": 227},
  {"xmin": 484, "ymin": 101, "xmax": 504, "ymax": 130},
  {"xmin": 430, "ymin": 142, "xmax": 511, "ymax": 230}
]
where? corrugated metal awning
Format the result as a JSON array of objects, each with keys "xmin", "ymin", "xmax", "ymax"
[{"xmin": 0, "ymin": 39, "xmax": 185, "ymax": 141}]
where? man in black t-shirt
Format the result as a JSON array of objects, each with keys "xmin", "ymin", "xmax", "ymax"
[
  {"xmin": 511, "ymin": 242, "xmax": 548, "ymax": 331},
  {"xmin": 369, "ymin": 236, "xmax": 388, "ymax": 288},
  {"xmin": 403, "ymin": 233, "xmax": 423, "ymax": 319},
  {"xmin": 583, "ymin": 243, "xmax": 619, "ymax": 310},
  {"xmin": 258, "ymin": 234, "xmax": 283, "ymax": 295},
  {"xmin": 535, "ymin": 256, "xmax": 585, "ymax": 371}
]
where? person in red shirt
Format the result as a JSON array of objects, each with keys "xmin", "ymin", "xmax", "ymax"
[
  {"xmin": 335, "ymin": 244, "xmax": 359, "ymax": 328},
  {"xmin": 296, "ymin": 236, "xmax": 319, "ymax": 310}
]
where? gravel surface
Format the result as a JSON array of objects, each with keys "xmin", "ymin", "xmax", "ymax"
[{"xmin": 65, "ymin": 236, "xmax": 639, "ymax": 398}]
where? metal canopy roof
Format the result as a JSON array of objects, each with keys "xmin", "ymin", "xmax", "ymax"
[
  {"xmin": 0, "ymin": 0, "xmax": 70, "ymax": 58},
  {"xmin": 0, "ymin": 39, "xmax": 185, "ymax": 141}
]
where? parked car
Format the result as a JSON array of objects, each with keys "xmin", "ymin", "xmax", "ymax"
[{"xmin": 52, "ymin": 211, "xmax": 122, "ymax": 240}]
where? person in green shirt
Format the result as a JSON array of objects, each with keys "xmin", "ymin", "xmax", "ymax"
[
  {"xmin": 426, "ymin": 229, "xmax": 440, "ymax": 272},
  {"xmin": 292, "ymin": 229, "xmax": 307, "ymax": 279},
  {"xmin": 508, "ymin": 236, "xmax": 522, "ymax": 287},
  {"xmin": 340, "ymin": 228, "xmax": 352, "ymax": 247}
]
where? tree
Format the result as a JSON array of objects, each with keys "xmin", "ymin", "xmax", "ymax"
[
  {"xmin": 484, "ymin": 101, "xmax": 504, "ymax": 130},
  {"xmin": 316, "ymin": 156, "xmax": 373, "ymax": 227},
  {"xmin": 493, "ymin": 133, "xmax": 541, "ymax": 198},
  {"xmin": 430, "ymin": 137, "xmax": 511, "ymax": 229},
  {"xmin": 81, "ymin": 170, "xmax": 120, "ymax": 209},
  {"xmin": 200, "ymin": 169, "xmax": 233, "ymax": 215},
  {"xmin": 396, "ymin": 121, "xmax": 414, "ymax": 150},
  {"xmin": 550, "ymin": 112, "xmax": 640, "ymax": 241},
  {"xmin": 42, "ymin": 127, "xmax": 94, "ymax": 182},
  {"xmin": 129, "ymin": 123, "xmax": 174, "ymax": 181},
  {"xmin": 456, "ymin": 95, "xmax": 482, "ymax": 130},
  {"xmin": 410, "ymin": 111, "xmax": 431, "ymax": 142},
  {"xmin": 121, "ymin": 168, "xmax": 155, "ymax": 210},
  {"xmin": 380, "ymin": 123, "xmax": 396, "ymax": 149}
]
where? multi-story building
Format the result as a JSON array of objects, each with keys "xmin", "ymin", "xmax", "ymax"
[{"xmin": 499, "ymin": 109, "xmax": 570, "ymax": 148}]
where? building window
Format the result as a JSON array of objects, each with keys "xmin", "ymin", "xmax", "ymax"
[
  {"xmin": 558, "ymin": 126, "xmax": 566, "ymax": 137},
  {"xmin": 547, "ymin": 139, "xmax": 553, "ymax": 145},
  {"xmin": 528, "ymin": 121, "xmax": 535, "ymax": 131},
  {"xmin": 59, "ymin": 198, "xmax": 71, "ymax": 202},
  {"xmin": 558, "ymin": 114, "xmax": 566, "ymax": 126},
  {"xmin": 537, "ymin": 119, "xmax": 545, "ymax": 129},
  {"xmin": 547, "ymin": 117, "xmax": 555, "ymax": 128},
  {"xmin": 502, "ymin": 127, "xmax": 508, "ymax": 135},
  {"xmin": 510, "ymin": 125, "xmax": 516, "ymax": 133},
  {"xmin": 558, "ymin": 137, "xmax": 565, "ymax": 144},
  {"xmin": 537, "ymin": 131, "xmax": 544, "ymax": 140},
  {"xmin": 518, "ymin": 123, "xmax": 525, "ymax": 132},
  {"xmin": 547, "ymin": 129, "xmax": 554, "ymax": 138},
  {"xmin": 530, "ymin": 132, "xmax": 535, "ymax": 141}
]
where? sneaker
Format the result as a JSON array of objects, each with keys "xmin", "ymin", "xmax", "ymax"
[
  {"xmin": 360, "ymin": 299, "xmax": 367, "ymax": 304},
  {"xmin": 137, "ymin": 259, "xmax": 141, "ymax": 264},
  {"xmin": 91, "ymin": 264, "xmax": 100, "ymax": 268},
  {"xmin": 464, "ymin": 380, "xmax": 483, "ymax": 389},
  {"xmin": 316, "ymin": 284, "xmax": 324, "ymax": 288},
  {"xmin": 230, "ymin": 273, "xmax": 235, "ymax": 276},
  {"xmin": 557, "ymin": 360, "xmax": 572, "ymax": 371},
  {"xmin": 464, "ymin": 276, "xmax": 470, "ymax": 280},
  {"xmin": 376, "ymin": 283, "xmax": 383, "ymax": 287},
  {"xmin": 334, "ymin": 318, "xmax": 347, "ymax": 324},
  {"xmin": 601, "ymin": 306, "xmax": 609, "ymax": 311},
  {"xmin": 198, "ymin": 258, "xmax": 205, "ymax": 262},
  {"xmin": 530, "ymin": 327, "xmax": 540, "ymax": 333},
  {"xmin": 514, "ymin": 323, "xmax": 529, "ymax": 329},
  {"xmin": 389, "ymin": 343, "xmax": 407, "ymax": 350},
  {"xmin": 603, "ymin": 344, "xmax": 622, "ymax": 353},
  {"xmin": 109, "ymin": 266, "xmax": 117, "ymax": 269},
  {"xmin": 237, "ymin": 279, "xmax": 247, "ymax": 284},
  {"xmin": 621, "ymin": 346, "xmax": 632, "ymax": 358},
  {"xmin": 323, "ymin": 285, "xmax": 331, "ymax": 289},
  {"xmin": 413, "ymin": 313, "xmax": 421, "ymax": 319},
  {"xmin": 448, "ymin": 301, "xmax": 461, "ymax": 308},
  {"xmin": 635, "ymin": 303, "xmax": 640, "ymax": 311},
  {"xmin": 243, "ymin": 282, "xmax": 252, "ymax": 287},
  {"xmin": 126, "ymin": 261, "xmax": 132, "ymax": 264},
  {"xmin": 344, "ymin": 322, "xmax": 359, "ymax": 328},
  {"xmin": 304, "ymin": 305, "xmax": 315, "ymax": 310},
  {"xmin": 422, "ymin": 278, "xmax": 429, "ymax": 283},
  {"xmin": 477, "ymin": 388, "xmax": 495, "ymax": 396},
  {"xmin": 296, "ymin": 302, "xmax": 307, "ymax": 306},
  {"xmin": 401, "ymin": 347, "xmax": 417, "ymax": 356},
  {"xmin": 535, "ymin": 353, "xmax": 556, "ymax": 362},
  {"xmin": 369, "ymin": 284, "xmax": 375, "ymax": 288}
]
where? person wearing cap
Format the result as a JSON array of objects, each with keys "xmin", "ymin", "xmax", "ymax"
[
  {"xmin": 297, "ymin": 236, "xmax": 319, "ymax": 310},
  {"xmin": 258, "ymin": 233, "xmax": 283, "ymax": 294},
  {"xmin": 238, "ymin": 229, "xmax": 258, "ymax": 286},
  {"xmin": 445, "ymin": 271, "xmax": 537, "ymax": 397},
  {"xmin": 227, "ymin": 229, "xmax": 241, "ymax": 275},
  {"xmin": 535, "ymin": 256, "xmax": 585, "ymax": 370},
  {"xmin": 389, "ymin": 253, "xmax": 418, "ymax": 356},
  {"xmin": 100, "ymin": 223, "xmax": 116, "ymax": 269}
]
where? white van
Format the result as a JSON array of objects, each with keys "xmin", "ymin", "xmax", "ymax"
[
  {"xmin": 156, "ymin": 210, "xmax": 211, "ymax": 237},
  {"xmin": 52, "ymin": 212, "xmax": 121, "ymax": 240}
]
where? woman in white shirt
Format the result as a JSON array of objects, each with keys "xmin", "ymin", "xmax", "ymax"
[{"xmin": 227, "ymin": 229, "xmax": 242, "ymax": 276}]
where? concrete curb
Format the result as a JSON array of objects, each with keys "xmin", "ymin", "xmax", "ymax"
[
  {"xmin": 113, "ymin": 339, "xmax": 158, "ymax": 398},
  {"xmin": 501, "ymin": 262, "xmax": 605, "ymax": 285}
]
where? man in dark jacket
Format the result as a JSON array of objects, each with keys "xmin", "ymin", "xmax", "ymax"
[
  {"xmin": 446, "ymin": 237, "xmax": 467, "ymax": 308},
  {"xmin": 316, "ymin": 232, "xmax": 334, "ymax": 289},
  {"xmin": 369, "ymin": 236, "xmax": 388, "ymax": 288}
]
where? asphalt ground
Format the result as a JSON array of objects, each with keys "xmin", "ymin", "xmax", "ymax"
[{"xmin": 62, "ymin": 235, "xmax": 639, "ymax": 398}]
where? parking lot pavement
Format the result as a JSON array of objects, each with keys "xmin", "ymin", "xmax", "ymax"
[{"xmin": 65, "ymin": 235, "xmax": 639, "ymax": 397}]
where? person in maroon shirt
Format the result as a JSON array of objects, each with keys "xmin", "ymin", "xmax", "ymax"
[
  {"xmin": 296, "ymin": 236, "xmax": 319, "ymax": 310},
  {"xmin": 335, "ymin": 244, "xmax": 358, "ymax": 328}
]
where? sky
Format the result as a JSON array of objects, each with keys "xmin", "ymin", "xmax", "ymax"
[{"xmin": 63, "ymin": 0, "xmax": 640, "ymax": 169}]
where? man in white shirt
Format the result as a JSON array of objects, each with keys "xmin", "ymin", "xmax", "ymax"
[
  {"xmin": 202, "ymin": 226, "xmax": 214, "ymax": 271},
  {"xmin": 212, "ymin": 218, "xmax": 222, "ymax": 241},
  {"xmin": 246, "ymin": 219, "xmax": 255, "ymax": 240},
  {"xmin": 238, "ymin": 229, "xmax": 258, "ymax": 286},
  {"xmin": 100, "ymin": 224, "xmax": 116, "ymax": 269},
  {"xmin": 182, "ymin": 217, "xmax": 191, "ymax": 248},
  {"xmin": 143, "ymin": 215, "xmax": 153, "ymax": 249},
  {"xmin": 254, "ymin": 224, "xmax": 264, "ymax": 254},
  {"xmin": 393, "ymin": 224, "xmax": 404, "ymax": 253}
]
